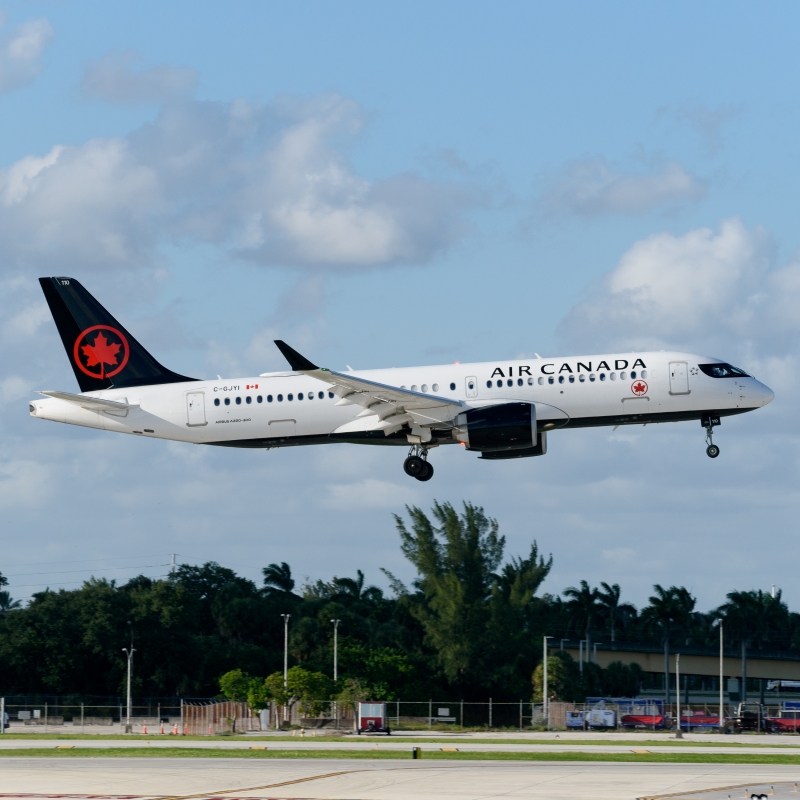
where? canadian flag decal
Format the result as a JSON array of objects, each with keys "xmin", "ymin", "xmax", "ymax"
[{"xmin": 246, "ymin": 384, "xmax": 258, "ymax": 390}]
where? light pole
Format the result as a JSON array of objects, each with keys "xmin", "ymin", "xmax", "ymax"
[
  {"xmin": 281, "ymin": 614, "xmax": 290, "ymax": 723},
  {"xmin": 719, "ymin": 622, "xmax": 725, "ymax": 734},
  {"xmin": 331, "ymin": 619, "xmax": 341, "ymax": 728},
  {"xmin": 543, "ymin": 636, "xmax": 553, "ymax": 730},
  {"xmin": 331, "ymin": 619, "xmax": 340, "ymax": 681},
  {"xmin": 675, "ymin": 653, "xmax": 683, "ymax": 739},
  {"xmin": 121, "ymin": 622, "xmax": 135, "ymax": 734}
]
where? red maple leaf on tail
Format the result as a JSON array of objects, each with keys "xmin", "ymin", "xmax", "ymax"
[{"xmin": 81, "ymin": 332, "xmax": 121, "ymax": 378}]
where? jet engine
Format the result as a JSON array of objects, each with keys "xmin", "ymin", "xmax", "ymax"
[{"xmin": 453, "ymin": 402, "xmax": 546, "ymax": 458}]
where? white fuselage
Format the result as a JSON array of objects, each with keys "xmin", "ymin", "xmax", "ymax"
[{"xmin": 29, "ymin": 351, "xmax": 774, "ymax": 449}]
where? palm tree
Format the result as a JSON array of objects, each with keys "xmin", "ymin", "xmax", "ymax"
[
  {"xmin": 0, "ymin": 589, "xmax": 21, "ymax": 614},
  {"xmin": 715, "ymin": 589, "xmax": 786, "ymax": 701},
  {"xmin": 564, "ymin": 580, "xmax": 601, "ymax": 655},
  {"xmin": 641, "ymin": 585, "xmax": 696, "ymax": 706},
  {"xmin": 262, "ymin": 562, "xmax": 295, "ymax": 595},
  {"xmin": 598, "ymin": 582, "xmax": 637, "ymax": 643},
  {"xmin": 333, "ymin": 570, "xmax": 383, "ymax": 603}
]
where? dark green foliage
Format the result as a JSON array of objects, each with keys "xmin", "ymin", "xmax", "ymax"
[{"xmin": 2, "ymin": 501, "xmax": 799, "ymax": 701}]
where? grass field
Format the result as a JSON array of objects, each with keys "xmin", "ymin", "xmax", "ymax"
[
  {"xmin": 1, "ymin": 747, "xmax": 800, "ymax": 764},
  {"xmin": 1, "ymin": 733, "xmax": 799, "ymax": 748}
]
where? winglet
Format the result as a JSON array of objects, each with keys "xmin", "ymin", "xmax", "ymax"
[{"xmin": 274, "ymin": 340, "xmax": 319, "ymax": 371}]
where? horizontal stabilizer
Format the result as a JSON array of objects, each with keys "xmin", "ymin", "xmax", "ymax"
[{"xmin": 38, "ymin": 390, "xmax": 138, "ymax": 412}]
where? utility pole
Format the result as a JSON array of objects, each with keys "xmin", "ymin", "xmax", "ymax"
[
  {"xmin": 122, "ymin": 622, "xmax": 135, "ymax": 734},
  {"xmin": 719, "ymin": 622, "xmax": 725, "ymax": 734},
  {"xmin": 169, "ymin": 554, "xmax": 178, "ymax": 576},
  {"xmin": 675, "ymin": 653, "xmax": 682, "ymax": 738},
  {"xmin": 543, "ymin": 636, "xmax": 552, "ymax": 731},
  {"xmin": 331, "ymin": 619, "xmax": 340, "ymax": 681},
  {"xmin": 281, "ymin": 613, "xmax": 290, "ymax": 723}
]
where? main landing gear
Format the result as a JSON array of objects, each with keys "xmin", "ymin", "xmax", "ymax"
[
  {"xmin": 703, "ymin": 414, "xmax": 721, "ymax": 458},
  {"xmin": 403, "ymin": 445, "xmax": 434, "ymax": 481}
]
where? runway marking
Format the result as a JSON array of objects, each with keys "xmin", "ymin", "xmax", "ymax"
[
  {"xmin": 153, "ymin": 770, "xmax": 366, "ymax": 800},
  {"xmin": 637, "ymin": 779, "xmax": 800, "ymax": 799}
]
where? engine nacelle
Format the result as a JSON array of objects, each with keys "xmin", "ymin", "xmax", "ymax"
[{"xmin": 454, "ymin": 402, "xmax": 538, "ymax": 454}]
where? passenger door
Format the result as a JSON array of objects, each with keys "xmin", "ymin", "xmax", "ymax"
[
  {"xmin": 669, "ymin": 362, "xmax": 690, "ymax": 395},
  {"xmin": 465, "ymin": 376, "xmax": 478, "ymax": 398},
  {"xmin": 186, "ymin": 392, "xmax": 207, "ymax": 426}
]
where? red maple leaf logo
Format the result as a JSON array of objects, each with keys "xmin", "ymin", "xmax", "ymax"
[
  {"xmin": 73, "ymin": 325, "xmax": 130, "ymax": 380},
  {"xmin": 632, "ymin": 381, "xmax": 648, "ymax": 396},
  {"xmin": 82, "ymin": 332, "xmax": 121, "ymax": 370}
]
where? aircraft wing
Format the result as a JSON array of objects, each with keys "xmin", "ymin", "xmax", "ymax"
[{"xmin": 273, "ymin": 340, "xmax": 464, "ymax": 431}]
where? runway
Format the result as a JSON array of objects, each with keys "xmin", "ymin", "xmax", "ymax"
[{"xmin": 0, "ymin": 756, "xmax": 799, "ymax": 800}]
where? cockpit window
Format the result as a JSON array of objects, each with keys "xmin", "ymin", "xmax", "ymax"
[{"xmin": 698, "ymin": 363, "xmax": 749, "ymax": 378}]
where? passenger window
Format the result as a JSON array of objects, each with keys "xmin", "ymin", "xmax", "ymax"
[
  {"xmin": 641, "ymin": 370, "xmax": 648, "ymax": 379},
  {"xmin": 579, "ymin": 374, "xmax": 585, "ymax": 382},
  {"xmin": 298, "ymin": 393, "xmax": 303, "ymax": 400},
  {"xmin": 308, "ymin": 392, "xmax": 313, "ymax": 400},
  {"xmin": 421, "ymin": 384, "xmax": 428, "ymax": 392},
  {"xmin": 214, "ymin": 398, "xmax": 220, "ymax": 406},
  {"xmin": 589, "ymin": 374, "xmax": 595, "ymax": 382},
  {"xmin": 507, "ymin": 379, "xmax": 513, "ymax": 387},
  {"xmin": 267, "ymin": 395, "xmax": 273, "ymax": 402},
  {"xmin": 257, "ymin": 395, "xmax": 262, "ymax": 403},
  {"xmin": 277, "ymin": 394, "xmax": 283, "ymax": 402},
  {"xmin": 236, "ymin": 397, "xmax": 241, "ymax": 405},
  {"xmin": 288, "ymin": 393, "xmax": 293, "ymax": 401},
  {"xmin": 599, "ymin": 374, "xmax": 606, "ymax": 382},
  {"xmin": 517, "ymin": 378, "xmax": 523, "ymax": 386},
  {"xmin": 319, "ymin": 392, "xmax": 325, "ymax": 399},
  {"xmin": 246, "ymin": 396, "xmax": 252, "ymax": 404},
  {"xmin": 558, "ymin": 375, "xmax": 565, "ymax": 384},
  {"xmin": 569, "ymin": 375, "xmax": 575, "ymax": 383},
  {"xmin": 610, "ymin": 373, "xmax": 617, "ymax": 381},
  {"xmin": 630, "ymin": 371, "xmax": 636, "ymax": 379},
  {"xmin": 432, "ymin": 383, "xmax": 439, "ymax": 392},
  {"xmin": 450, "ymin": 382, "xmax": 456, "ymax": 391},
  {"xmin": 548, "ymin": 377, "xmax": 554, "ymax": 385},
  {"xmin": 537, "ymin": 377, "xmax": 543, "ymax": 385},
  {"xmin": 487, "ymin": 380, "xmax": 493, "ymax": 388},
  {"xmin": 620, "ymin": 371, "xmax": 627, "ymax": 380},
  {"xmin": 224, "ymin": 397, "xmax": 230, "ymax": 405},
  {"xmin": 328, "ymin": 392, "xmax": 334, "ymax": 398}
]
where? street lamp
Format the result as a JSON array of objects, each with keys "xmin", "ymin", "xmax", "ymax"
[
  {"xmin": 281, "ymin": 614, "xmax": 290, "ymax": 724},
  {"xmin": 543, "ymin": 636, "xmax": 553, "ymax": 731},
  {"xmin": 331, "ymin": 619, "xmax": 341, "ymax": 729},
  {"xmin": 121, "ymin": 622, "xmax": 135, "ymax": 734},
  {"xmin": 331, "ymin": 619, "xmax": 340, "ymax": 682}
]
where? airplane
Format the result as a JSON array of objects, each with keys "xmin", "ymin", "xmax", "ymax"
[{"xmin": 29, "ymin": 277, "xmax": 775, "ymax": 481}]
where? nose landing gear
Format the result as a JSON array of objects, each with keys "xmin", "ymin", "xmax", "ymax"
[
  {"xmin": 702, "ymin": 414, "xmax": 721, "ymax": 458},
  {"xmin": 403, "ymin": 445, "xmax": 434, "ymax": 481}
]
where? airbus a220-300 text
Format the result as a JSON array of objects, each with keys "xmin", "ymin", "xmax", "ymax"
[{"xmin": 29, "ymin": 278, "xmax": 775, "ymax": 481}]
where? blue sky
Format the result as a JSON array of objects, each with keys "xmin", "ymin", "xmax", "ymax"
[{"xmin": 2, "ymin": 2, "xmax": 799, "ymax": 611}]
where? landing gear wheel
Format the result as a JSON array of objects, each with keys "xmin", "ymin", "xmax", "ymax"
[
  {"xmin": 403, "ymin": 455, "xmax": 426, "ymax": 477},
  {"xmin": 415, "ymin": 462, "xmax": 434, "ymax": 481},
  {"xmin": 706, "ymin": 444, "xmax": 720, "ymax": 458}
]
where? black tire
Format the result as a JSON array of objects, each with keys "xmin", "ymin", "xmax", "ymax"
[
  {"xmin": 706, "ymin": 444, "xmax": 720, "ymax": 458},
  {"xmin": 403, "ymin": 455, "xmax": 426, "ymax": 477},
  {"xmin": 415, "ymin": 462, "xmax": 434, "ymax": 481}
]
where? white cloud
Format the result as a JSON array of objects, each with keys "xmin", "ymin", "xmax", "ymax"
[
  {"xmin": 558, "ymin": 217, "xmax": 793, "ymax": 353},
  {"xmin": 0, "ymin": 93, "xmax": 475, "ymax": 272},
  {"xmin": 82, "ymin": 51, "xmax": 198, "ymax": 105},
  {"xmin": 542, "ymin": 156, "xmax": 706, "ymax": 216},
  {"xmin": 0, "ymin": 17, "xmax": 53, "ymax": 95}
]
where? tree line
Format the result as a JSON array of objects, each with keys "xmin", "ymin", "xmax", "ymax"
[{"xmin": 0, "ymin": 501, "xmax": 796, "ymax": 703}]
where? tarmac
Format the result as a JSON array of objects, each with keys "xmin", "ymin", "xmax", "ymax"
[{"xmin": 0, "ymin": 755, "xmax": 799, "ymax": 799}]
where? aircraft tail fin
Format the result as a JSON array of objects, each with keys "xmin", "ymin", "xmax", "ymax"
[{"xmin": 38, "ymin": 277, "xmax": 197, "ymax": 393}]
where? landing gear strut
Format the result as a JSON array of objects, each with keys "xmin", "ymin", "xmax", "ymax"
[
  {"xmin": 403, "ymin": 445, "xmax": 434, "ymax": 481},
  {"xmin": 702, "ymin": 414, "xmax": 721, "ymax": 458}
]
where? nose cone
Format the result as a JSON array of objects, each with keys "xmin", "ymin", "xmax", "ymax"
[{"xmin": 757, "ymin": 380, "xmax": 774, "ymax": 407}]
